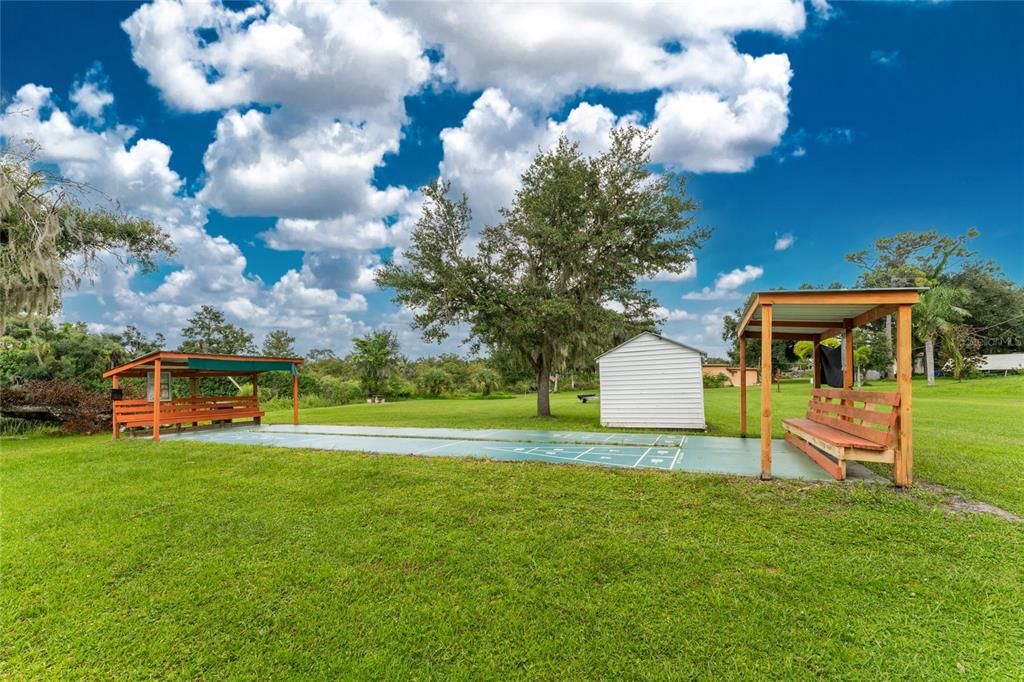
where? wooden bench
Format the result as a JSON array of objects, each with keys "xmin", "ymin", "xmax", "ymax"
[
  {"xmin": 782, "ymin": 388, "xmax": 900, "ymax": 480},
  {"xmin": 114, "ymin": 395, "xmax": 265, "ymax": 434},
  {"xmin": 577, "ymin": 393, "xmax": 599, "ymax": 404}
]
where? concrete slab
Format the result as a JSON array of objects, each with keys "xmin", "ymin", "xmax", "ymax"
[{"xmin": 162, "ymin": 424, "xmax": 883, "ymax": 482}]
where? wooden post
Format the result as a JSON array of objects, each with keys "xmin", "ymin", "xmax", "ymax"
[
  {"xmin": 152, "ymin": 358, "xmax": 161, "ymax": 442},
  {"xmin": 112, "ymin": 375, "xmax": 120, "ymax": 440},
  {"xmin": 739, "ymin": 336, "xmax": 747, "ymax": 436},
  {"xmin": 190, "ymin": 377, "xmax": 199, "ymax": 427},
  {"xmin": 895, "ymin": 304, "xmax": 914, "ymax": 487},
  {"xmin": 842, "ymin": 320, "xmax": 854, "ymax": 389},
  {"xmin": 760, "ymin": 304, "xmax": 773, "ymax": 480},
  {"xmin": 812, "ymin": 339, "xmax": 822, "ymax": 389},
  {"xmin": 292, "ymin": 373, "xmax": 299, "ymax": 425},
  {"xmin": 841, "ymin": 319, "xmax": 854, "ymax": 421},
  {"xmin": 253, "ymin": 374, "xmax": 261, "ymax": 425}
]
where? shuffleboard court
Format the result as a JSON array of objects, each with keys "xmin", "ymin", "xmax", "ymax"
[
  {"xmin": 256, "ymin": 423, "xmax": 687, "ymax": 447},
  {"xmin": 164, "ymin": 424, "xmax": 878, "ymax": 481}
]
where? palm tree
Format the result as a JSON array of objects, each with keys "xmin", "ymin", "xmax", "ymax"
[
  {"xmin": 351, "ymin": 331, "xmax": 402, "ymax": 399},
  {"xmin": 914, "ymin": 287, "xmax": 970, "ymax": 386}
]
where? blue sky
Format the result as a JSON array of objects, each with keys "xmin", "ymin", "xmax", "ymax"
[{"xmin": 2, "ymin": 0, "xmax": 1021, "ymax": 358}]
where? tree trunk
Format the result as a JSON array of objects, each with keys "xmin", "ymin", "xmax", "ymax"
[
  {"xmin": 535, "ymin": 358, "xmax": 552, "ymax": 417},
  {"xmin": 925, "ymin": 339, "xmax": 936, "ymax": 386}
]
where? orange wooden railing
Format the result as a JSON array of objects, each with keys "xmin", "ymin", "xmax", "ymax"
[{"xmin": 113, "ymin": 395, "xmax": 263, "ymax": 434}]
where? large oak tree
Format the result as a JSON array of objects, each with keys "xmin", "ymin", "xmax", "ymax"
[{"xmin": 377, "ymin": 127, "xmax": 708, "ymax": 417}]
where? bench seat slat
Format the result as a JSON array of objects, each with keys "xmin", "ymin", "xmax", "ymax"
[
  {"xmin": 782, "ymin": 417, "xmax": 887, "ymax": 451},
  {"xmin": 806, "ymin": 412, "xmax": 891, "ymax": 446},
  {"xmin": 116, "ymin": 402, "xmax": 256, "ymax": 414}
]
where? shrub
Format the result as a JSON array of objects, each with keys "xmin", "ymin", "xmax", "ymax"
[
  {"xmin": 318, "ymin": 376, "xmax": 364, "ymax": 404},
  {"xmin": 703, "ymin": 373, "xmax": 728, "ymax": 389},
  {"xmin": 0, "ymin": 379, "xmax": 110, "ymax": 434}
]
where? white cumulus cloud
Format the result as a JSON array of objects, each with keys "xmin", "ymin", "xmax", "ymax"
[
  {"xmin": 683, "ymin": 265, "xmax": 764, "ymax": 301},
  {"xmin": 774, "ymin": 233, "xmax": 795, "ymax": 251},
  {"xmin": 69, "ymin": 67, "xmax": 115, "ymax": 121},
  {"xmin": 122, "ymin": 0, "xmax": 430, "ymax": 116}
]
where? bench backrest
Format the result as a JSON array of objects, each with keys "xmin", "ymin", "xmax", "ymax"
[
  {"xmin": 806, "ymin": 388, "xmax": 900, "ymax": 449},
  {"xmin": 114, "ymin": 395, "xmax": 259, "ymax": 421}
]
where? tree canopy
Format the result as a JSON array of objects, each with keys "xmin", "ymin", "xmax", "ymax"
[
  {"xmin": 261, "ymin": 329, "xmax": 297, "ymax": 358},
  {"xmin": 178, "ymin": 305, "xmax": 256, "ymax": 355},
  {"xmin": 0, "ymin": 144, "xmax": 174, "ymax": 332},
  {"xmin": 845, "ymin": 228, "xmax": 985, "ymax": 288},
  {"xmin": 377, "ymin": 127, "xmax": 709, "ymax": 416}
]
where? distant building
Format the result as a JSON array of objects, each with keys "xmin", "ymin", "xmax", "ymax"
[
  {"xmin": 702, "ymin": 363, "xmax": 759, "ymax": 387},
  {"xmin": 978, "ymin": 353, "xmax": 1024, "ymax": 374}
]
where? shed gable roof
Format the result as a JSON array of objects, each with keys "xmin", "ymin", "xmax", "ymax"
[{"xmin": 596, "ymin": 332, "xmax": 704, "ymax": 361}]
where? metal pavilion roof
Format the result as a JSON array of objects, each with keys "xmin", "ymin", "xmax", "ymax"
[
  {"xmin": 736, "ymin": 288, "xmax": 926, "ymax": 340},
  {"xmin": 102, "ymin": 350, "xmax": 305, "ymax": 379}
]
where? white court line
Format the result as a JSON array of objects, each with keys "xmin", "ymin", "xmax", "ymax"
[
  {"xmin": 416, "ymin": 440, "xmax": 459, "ymax": 455},
  {"xmin": 603, "ymin": 434, "xmax": 616, "ymax": 442},
  {"xmin": 530, "ymin": 450, "xmax": 639, "ymax": 469},
  {"xmin": 633, "ymin": 447, "xmax": 653, "ymax": 468},
  {"xmin": 277, "ymin": 435, "xmax": 324, "ymax": 446},
  {"xmin": 573, "ymin": 447, "xmax": 595, "ymax": 460},
  {"xmin": 669, "ymin": 447, "xmax": 682, "ymax": 470}
]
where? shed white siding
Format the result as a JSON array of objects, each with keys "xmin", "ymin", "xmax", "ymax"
[{"xmin": 597, "ymin": 333, "xmax": 705, "ymax": 430}]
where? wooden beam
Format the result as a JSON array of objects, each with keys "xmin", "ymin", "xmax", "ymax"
[
  {"xmin": 855, "ymin": 304, "xmax": 899, "ymax": 328},
  {"xmin": 104, "ymin": 351, "xmax": 306, "ymax": 378},
  {"xmin": 739, "ymin": 336, "xmax": 747, "ymax": 436},
  {"xmin": 292, "ymin": 373, "xmax": 299, "ymax": 426},
  {"xmin": 736, "ymin": 294, "xmax": 762, "ymax": 338},
  {"xmin": 743, "ymin": 331, "xmax": 819, "ymax": 341},
  {"xmin": 747, "ymin": 320, "xmax": 844, "ymax": 329},
  {"xmin": 758, "ymin": 290, "xmax": 922, "ymax": 306},
  {"xmin": 812, "ymin": 339, "xmax": 822, "ymax": 389},
  {"xmin": 152, "ymin": 358, "xmax": 161, "ymax": 442},
  {"xmin": 102, "ymin": 350, "xmax": 161, "ymax": 378},
  {"xmin": 819, "ymin": 303, "xmax": 907, "ymax": 339},
  {"xmin": 760, "ymin": 303, "xmax": 773, "ymax": 480},
  {"xmin": 894, "ymin": 304, "xmax": 914, "ymax": 486}
]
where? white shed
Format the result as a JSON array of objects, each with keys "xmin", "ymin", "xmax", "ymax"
[{"xmin": 596, "ymin": 332, "xmax": 706, "ymax": 430}]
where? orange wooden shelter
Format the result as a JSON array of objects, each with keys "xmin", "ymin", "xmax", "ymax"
[
  {"xmin": 735, "ymin": 288, "xmax": 922, "ymax": 486},
  {"xmin": 103, "ymin": 351, "xmax": 304, "ymax": 441}
]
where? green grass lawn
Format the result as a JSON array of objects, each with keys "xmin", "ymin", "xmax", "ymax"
[{"xmin": 3, "ymin": 376, "xmax": 1022, "ymax": 678}]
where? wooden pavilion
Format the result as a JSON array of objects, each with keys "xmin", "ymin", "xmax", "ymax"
[
  {"xmin": 735, "ymin": 288, "xmax": 922, "ymax": 486},
  {"xmin": 103, "ymin": 351, "xmax": 304, "ymax": 441}
]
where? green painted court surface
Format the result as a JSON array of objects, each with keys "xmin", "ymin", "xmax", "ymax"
[{"xmin": 167, "ymin": 424, "xmax": 877, "ymax": 481}]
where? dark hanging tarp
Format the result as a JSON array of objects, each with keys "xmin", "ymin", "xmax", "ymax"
[
  {"xmin": 818, "ymin": 345, "xmax": 844, "ymax": 388},
  {"xmin": 187, "ymin": 358, "xmax": 297, "ymax": 374}
]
